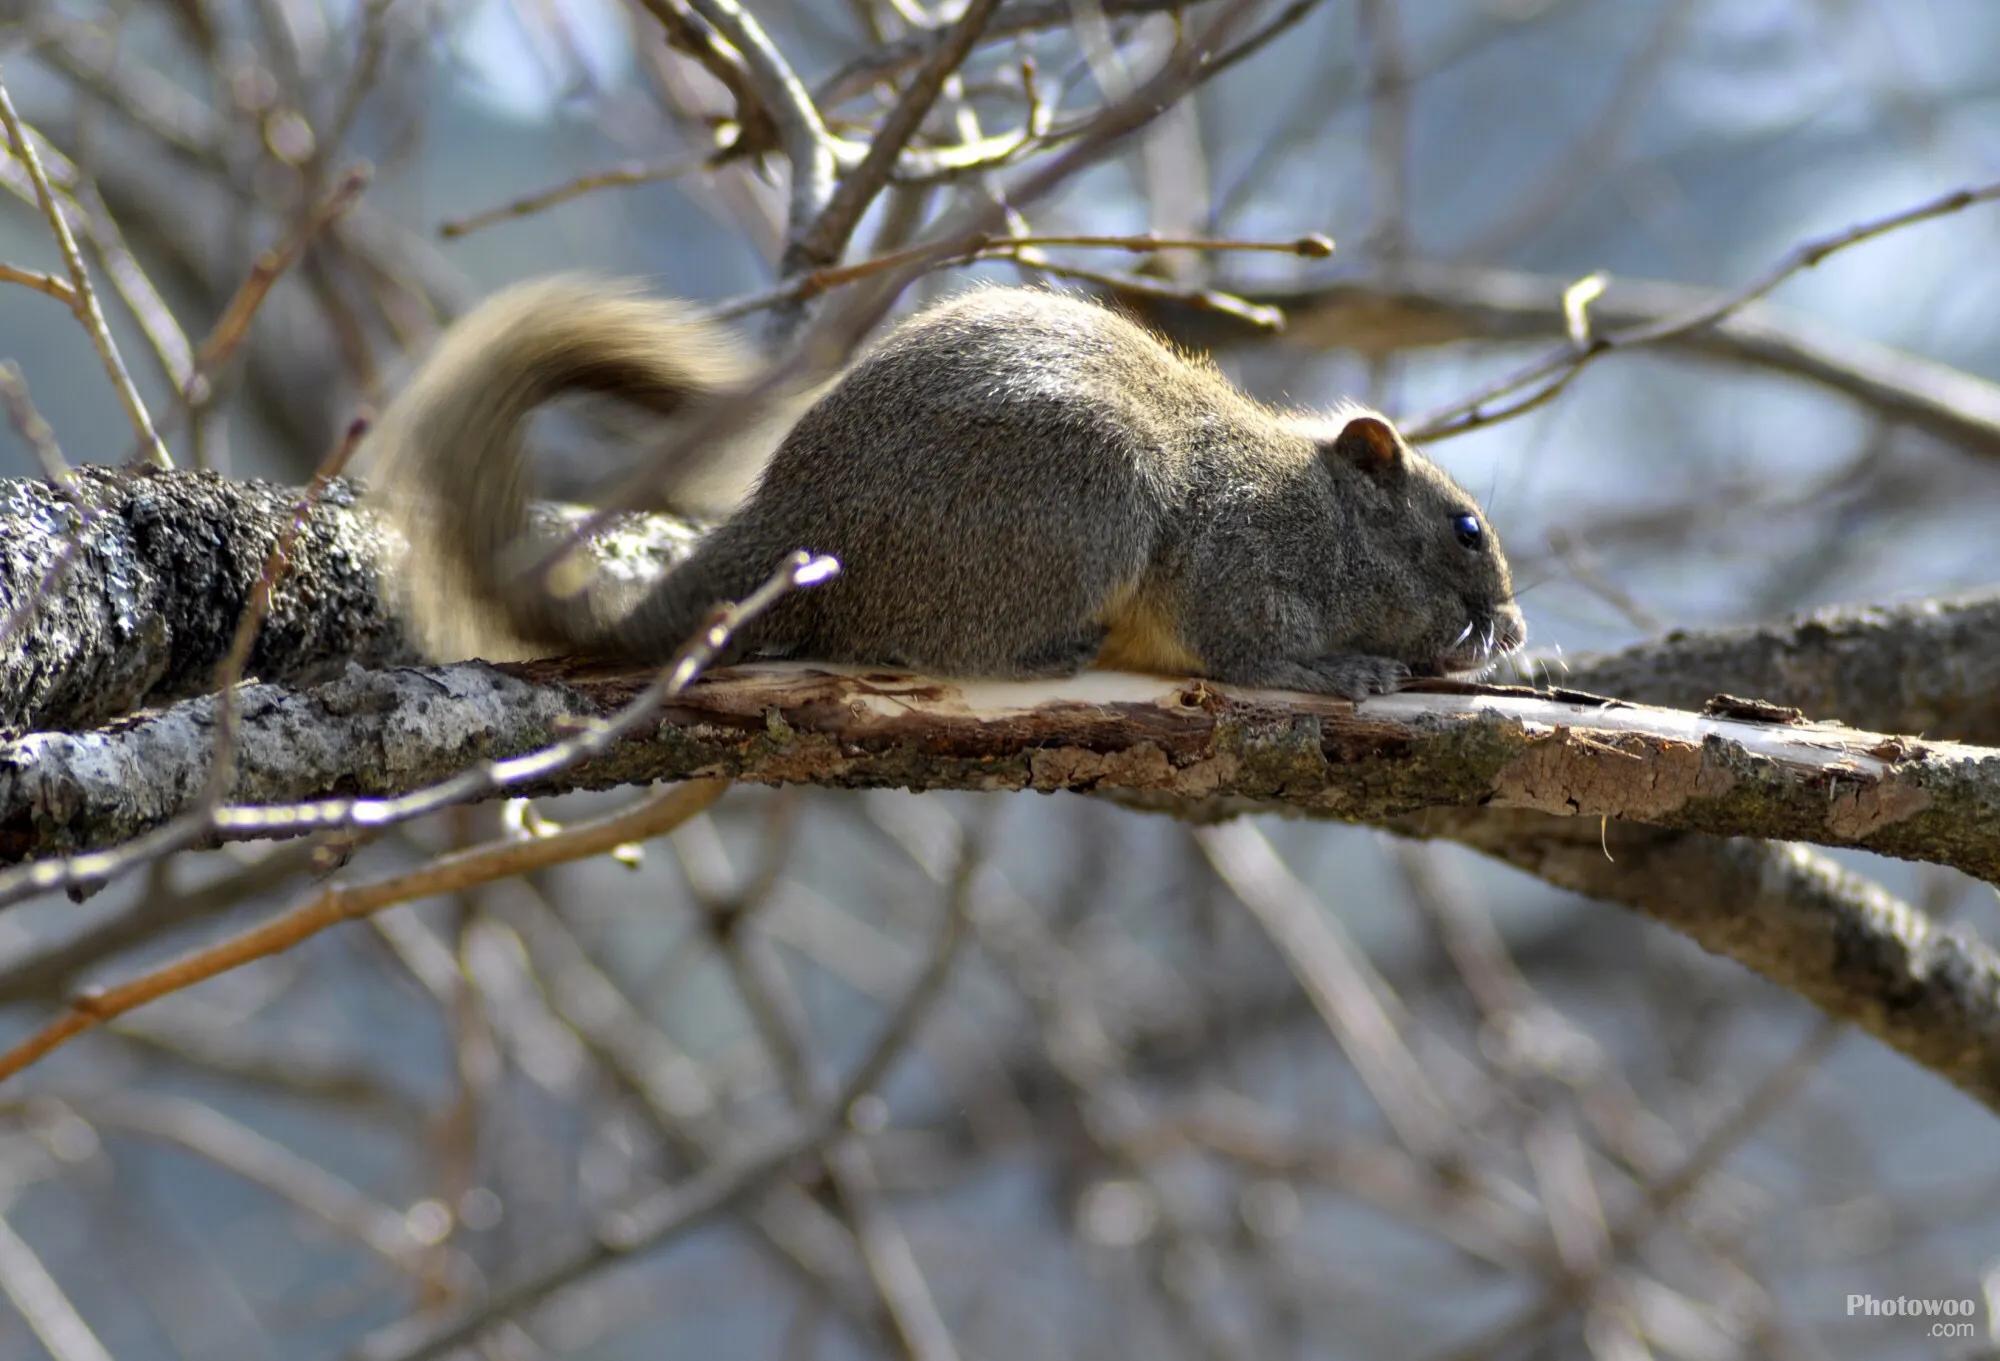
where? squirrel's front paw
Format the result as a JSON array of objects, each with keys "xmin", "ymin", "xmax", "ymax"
[{"xmin": 1304, "ymin": 655, "xmax": 1411, "ymax": 699}]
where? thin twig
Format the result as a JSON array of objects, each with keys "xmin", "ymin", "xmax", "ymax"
[
  {"xmin": 0, "ymin": 263, "xmax": 77, "ymax": 305},
  {"xmin": 0, "ymin": 781, "xmax": 729, "ymax": 1084},
  {"xmin": 0, "ymin": 364, "xmax": 73, "ymax": 484},
  {"xmin": 712, "ymin": 228, "xmax": 1331, "ymax": 321},
  {"xmin": 197, "ymin": 414, "xmax": 374, "ymax": 813},
  {"xmin": 439, "ymin": 152, "xmax": 715, "ymax": 238},
  {"xmin": 783, "ymin": 0, "xmax": 1003, "ymax": 276},
  {"xmin": 356, "ymin": 872, "xmax": 967, "ymax": 1361},
  {"xmin": 1410, "ymin": 175, "xmax": 2000, "ymax": 441},
  {"xmin": 0, "ymin": 142, "xmax": 199, "ymax": 432},
  {"xmin": 65, "ymin": 178, "xmax": 199, "ymax": 404},
  {"xmin": 192, "ymin": 165, "xmax": 373, "ymax": 381},
  {"xmin": 1006, "ymin": 250, "xmax": 1288, "ymax": 329},
  {"xmin": 0, "ymin": 365, "xmax": 93, "ymax": 655},
  {"xmin": 0, "ymin": 68, "xmax": 169, "ymax": 468}
]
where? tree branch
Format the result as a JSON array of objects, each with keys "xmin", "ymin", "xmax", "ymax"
[
  {"xmin": 1557, "ymin": 591, "xmax": 2000, "ymax": 742},
  {"xmin": 1133, "ymin": 261, "xmax": 2000, "ymax": 462},
  {"xmin": 8, "ymin": 656, "xmax": 2000, "ymax": 890}
]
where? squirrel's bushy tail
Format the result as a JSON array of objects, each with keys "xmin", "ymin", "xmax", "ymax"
[{"xmin": 366, "ymin": 276, "xmax": 759, "ymax": 661}]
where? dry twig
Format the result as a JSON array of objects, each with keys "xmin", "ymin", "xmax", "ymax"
[
  {"xmin": 0, "ymin": 781, "xmax": 729, "ymax": 1083},
  {"xmin": 0, "ymin": 69, "xmax": 168, "ymax": 468},
  {"xmin": 1410, "ymin": 175, "xmax": 2000, "ymax": 441}
]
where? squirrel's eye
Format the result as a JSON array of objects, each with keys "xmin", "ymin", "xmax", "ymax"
[{"xmin": 1452, "ymin": 512, "xmax": 1483, "ymax": 549}]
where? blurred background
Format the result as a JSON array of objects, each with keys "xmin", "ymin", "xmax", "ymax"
[{"xmin": 2, "ymin": 1, "xmax": 2000, "ymax": 1357}]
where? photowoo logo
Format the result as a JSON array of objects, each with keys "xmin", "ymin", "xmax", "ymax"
[
  {"xmin": 1847, "ymin": 1294, "xmax": 1981, "ymax": 1341},
  {"xmin": 1848, "ymin": 1296, "xmax": 1975, "ymax": 1317}
]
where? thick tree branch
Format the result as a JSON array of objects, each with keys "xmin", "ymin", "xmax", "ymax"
[
  {"xmin": 0, "ymin": 468, "xmax": 409, "ymax": 731},
  {"xmin": 0, "ymin": 469, "xmax": 700, "ymax": 732},
  {"xmin": 6, "ymin": 660, "xmax": 1998, "ymax": 879},
  {"xmin": 9, "ymin": 660, "xmax": 1999, "ymax": 1112},
  {"xmin": 1557, "ymin": 592, "xmax": 2000, "ymax": 742}
]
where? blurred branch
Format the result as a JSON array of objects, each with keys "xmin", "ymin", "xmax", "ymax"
[
  {"xmin": 0, "ymin": 842, "xmax": 342, "ymax": 1007},
  {"xmin": 1136, "ymin": 260, "xmax": 2000, "ymax": 461},
  {"xmin": 438, "ymin": 152, "xmax": 717, "ymax": 239},
  {"xmin": 1197, "ymin": 820, "xmax": 1457, "ymax": 1157},
  {"xmin": 0, "ymin": 781, "xmax": 728, "ymax": 1082},
  {"xmin": 1426, "ymin": 1016, "xmax": 1843, "ymax": 1361},
  {"xmin": 101, "ymin": 1017, "xmax": 421, "ymax": 1125},
  {"xmin": 1407, "ymin": 175, "xmax": 2000, "ymax": 441},
  {"xmin": 0, "ymin": 1206, "xmax": 112, "ymax": 1361},
  {"xmin": 880, "ymin": 797, "xmax": 1265, "ymax": 1360},
  {"xmin": 0, "ymin": 70, "xmax": 168, "ymax": 468},
  {"xmin": 73, "ymin": 1090, "xmax": 463, "ymax": 1279},
  {"xmin": 1450, "ymin": 0, "xmax": 1695, "ymax": 261},
  {"xmin": 492, "ymin": 881, "xmax": 892, "ymax": 1341},
  {"xmin": 355, "ymin": 865, "xmax": 967, "ymax": 1361}
]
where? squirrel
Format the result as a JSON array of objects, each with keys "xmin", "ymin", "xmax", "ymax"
[{"xmin": 366, "ymin": 276, "xmax": 1525, "ymax": 698}]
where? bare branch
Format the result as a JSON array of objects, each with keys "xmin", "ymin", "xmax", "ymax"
[
  {"xmin": 1139, "ymin": 261, "xmax": 2000, "ymax": 462},
  {"xmin": 0, "ymin": 781, "xmax": 728, "ymax": 1082},
  {"xmin": 1407, "ymin": 175, "xmax": 2000, "ymax": 441},
  {"xmin": 0, "ymin": 1208, "xmax": 113, "ymax": 1361},
  {"xmin": 783, "ymin": 0, "xmax": 1002, "ymax": 275},
  {"xmin": 355, "ymin": 874, "xmax": 967, "ymax": 1361},
  {"xmin": 9, "ymin": 662, "xmax": 2000, "ymax": 1112},
  {"xmin": 0, "ymin": 70, "xmax": 168, "ymax": 468}
]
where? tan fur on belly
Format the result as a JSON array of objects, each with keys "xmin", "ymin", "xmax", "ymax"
[{"xmin": 1096, "ymin": 580, "xmax": 1203, "ymax": 674}]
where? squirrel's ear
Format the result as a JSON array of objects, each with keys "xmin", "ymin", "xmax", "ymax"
[{"xmin": 1323, "ymin": 414, "xmax": 1404, "ymax": 478}]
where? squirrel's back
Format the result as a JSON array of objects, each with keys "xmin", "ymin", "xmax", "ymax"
[{"xmin": 720, "ymin": 287, "xmax": 1262, "ymax": 673}]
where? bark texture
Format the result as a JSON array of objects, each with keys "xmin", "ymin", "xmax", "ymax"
[
  {"xmin": 0, "ymin": 469, "xmax": 702, "ymax": 732},
  {"xmin": 0, "ymin": 468, "xmax": 409, "ymax": 731},
  {"xmin": 1559, "ymin": 594, "xmax": 2000, "ymax": 741},
  {"xmin": 7, "ymin": 663, "xmax": 1999, "ymax": 878}
]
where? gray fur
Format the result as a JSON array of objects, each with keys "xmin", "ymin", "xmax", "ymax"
[{"xmin": 371, "ymin": 280, "xmax": 1525, "ymax": 697}]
